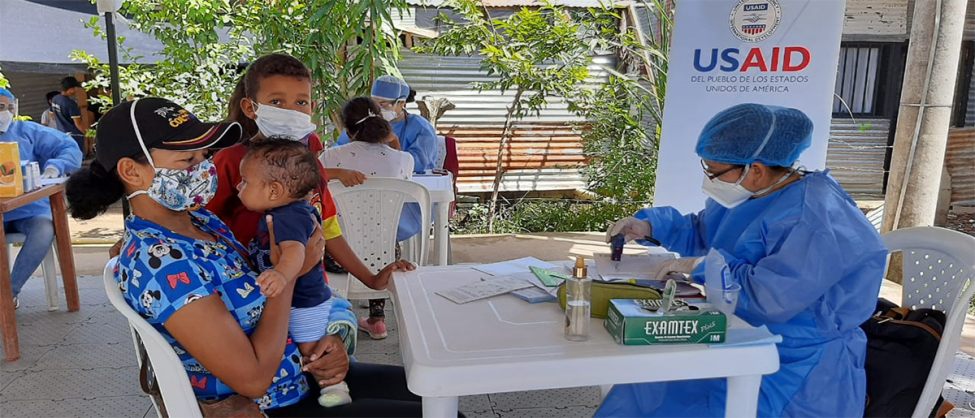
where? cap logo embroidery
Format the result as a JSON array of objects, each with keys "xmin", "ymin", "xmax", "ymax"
[{"xmin": 168, "ymin": 109, "xmax": 195, "ymax": 128}]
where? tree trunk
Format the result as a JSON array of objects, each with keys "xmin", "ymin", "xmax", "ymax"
[{"xmin": 487, "ymin": 88, "xmax": 524, "ymax": 233}]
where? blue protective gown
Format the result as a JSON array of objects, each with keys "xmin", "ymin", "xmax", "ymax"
[
  {"xmin": 595, "ymin": 171, "xmax": 887, "ymax": 418},
  {"xmin": 336, "ymin": 113, "xmax": 440, "ymax": 173},
  {"xmin": 0, "ymin": 121, "xmax": 82, "ymax": 222}
]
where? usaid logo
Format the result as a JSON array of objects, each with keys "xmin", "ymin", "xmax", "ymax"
[{"xmin": 730, "ymin": 0, "xmax": 782, "ymax": 42}]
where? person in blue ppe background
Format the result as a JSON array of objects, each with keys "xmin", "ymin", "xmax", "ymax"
[
  {"xmin": 335, "ymin": 76, "xmax": 439, "ymax": 174},
  {"xmin": 601, "ymin": 103, "xmax": 888, "ymax": 417},
  {"xmin": 0, "ymin": 87, "xmax": 82, "ymax": 308}
]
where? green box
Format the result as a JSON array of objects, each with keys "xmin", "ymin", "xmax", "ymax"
[{"xmin": 604, "ymin": 299, "xmax": 727, "ymax": 345}]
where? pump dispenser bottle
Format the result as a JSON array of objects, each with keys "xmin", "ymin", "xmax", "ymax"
[{"xmin": 564, "ymin": 256, "xmax": 592, "ymax": 341}]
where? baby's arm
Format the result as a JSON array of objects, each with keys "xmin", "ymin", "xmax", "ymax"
[{"xmin": 257, "ymin": 241, "xmax": 305, "ymax": 297}]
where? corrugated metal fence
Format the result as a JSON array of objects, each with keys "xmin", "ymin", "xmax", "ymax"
[
  {"xmin": 399, "ymin": 51, "xmax": 612, "ymax": 193},
  {"xmin": 826, "ymin": 118, "xmax": 891, "ymax": 198},
  {"xmin": 947, "ymin": 127, "xmax": 975, "ymax": 206}
]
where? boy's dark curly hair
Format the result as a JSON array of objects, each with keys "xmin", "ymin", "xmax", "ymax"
[{"xmin": 244, "ymin": 136, "xmax": 320, "ymax": 199}]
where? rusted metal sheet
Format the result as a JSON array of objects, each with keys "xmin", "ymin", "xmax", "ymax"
[
  {"xmin": 947, "ymin": 127, "xmax": 975, "ymax": 205},
  {"xmin": 437, "ymin": 124, "xmax": 588, "ymax": 193},
  {"xmin": 844, "ymin": 0, "xmax": 909, "ymax": 37},
  {"xmin": 826, "ymin": 118, "xmax": 892, "ymax": 198},
  {"xmin": 399, "ymin": 51, "xmax": 613, "ymax": 193}
]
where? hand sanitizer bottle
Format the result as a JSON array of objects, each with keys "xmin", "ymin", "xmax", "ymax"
[{"xmin": 564, "ymin": 256, "xmax": 592, "ymax": 341}]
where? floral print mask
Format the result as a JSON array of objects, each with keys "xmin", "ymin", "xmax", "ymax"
[{"xmin": 127, "ymin": 159, "xmax": 218, "ymax": 212}]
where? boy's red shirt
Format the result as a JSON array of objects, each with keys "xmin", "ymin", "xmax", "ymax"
[{"xmin": 207, "ymin": 134, "xmax": 342, "ymax": 249}]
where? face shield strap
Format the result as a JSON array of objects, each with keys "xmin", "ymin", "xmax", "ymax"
[{"xmin": 129, "ymin": 98, "xmax": 156, "ymax": 169}]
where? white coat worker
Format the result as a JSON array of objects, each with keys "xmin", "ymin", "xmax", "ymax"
[{"xmin": 599, "ymin": 103, "xmax": 888, "ymax": 417}]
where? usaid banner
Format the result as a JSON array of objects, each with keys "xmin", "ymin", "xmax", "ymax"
[{"xmin": 653, "ymin": 0, "xmax": 846, "ymax": 213}]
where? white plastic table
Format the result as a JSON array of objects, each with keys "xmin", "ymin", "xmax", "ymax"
[
  {"xmin": 389, "ymin": 265, "xmax": 781, "ymax": 418},
  {"xmin": 411, "ymin": 174, "xmax": 454, "ymax": 266}
]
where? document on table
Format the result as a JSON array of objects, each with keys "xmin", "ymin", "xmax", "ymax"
[
  {"xmin": 39, "ymin": 178, "xmax": 68, "ymax": 185},
  {"xmin": 594, "ymin": 253, "xmax": 679, "ymax": 280},
  {"xmin": 436, "ymin": 277, "xmax": 535, "ymax": 304},
  {"xmin": 472, "ymin": 257, "xmax": 558, "ymax": 276}
]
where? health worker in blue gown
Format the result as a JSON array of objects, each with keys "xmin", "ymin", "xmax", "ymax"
[
  {"xmin": 600, "ymin": 103, "xmax": 888, "ymax": 418},
  {"xmin": 336, "ymin": 76, "xmax": 439, "ymax": 173}
]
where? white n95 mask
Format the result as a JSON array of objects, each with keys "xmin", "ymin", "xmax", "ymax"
[
  {"xmin": 702, "ymin": 171, "xmax": 754, "ymax": 209},
  {"xmin": 380, "ymin": 109, "xmax": 398, "ymax": 122},
  {"xmin": 253, "ymin": 103, "xmax": 317, "ymax": 140},
  {"xmin": 702, "ymin": 165, "xmax": 796, "ymax": 209},
  {"xmin": 0, "ymin": 110, "xmax": 13, "ymax": 132}
]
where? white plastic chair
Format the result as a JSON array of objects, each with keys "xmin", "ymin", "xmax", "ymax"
[
  {"xmin": 329, "ymin": 178, "xmax": 432, "ymax": 301},
  {"xmin": 103, "ymin": 258, "xmax": 204, "ymax": 418},
  {"xmin": 6, "ymin": 233, "xmax": 59, "ymax": 311},
  {"xmin": 881, "ymin": 226, "xmax": 975, "ymax": 418}
]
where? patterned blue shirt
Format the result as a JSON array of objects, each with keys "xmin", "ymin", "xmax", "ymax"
[{"xmin": 115, "ymin": 209, "xmax": 308, "ymax": 409}]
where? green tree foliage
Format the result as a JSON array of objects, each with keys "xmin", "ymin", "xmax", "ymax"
[{"xmin": 73, "ymin": 0, "xmax": 408, "ymax": 128}]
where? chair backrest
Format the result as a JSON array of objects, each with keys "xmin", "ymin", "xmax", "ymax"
[
  {"xmin": 329, "ymin": 178, "xmax": 432, "ymax": 300},
  {"xmin": 103, "ymin": 258, "xmax": 203, "ymax": 418},
  {"xmin": 881, "ymin": 226, "xmax": 975, "ymax": 418}
]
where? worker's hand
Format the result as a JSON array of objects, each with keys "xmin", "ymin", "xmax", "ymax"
[
  {"xmin": 606, "ymin": 217, "xmax": 653, "ymax": 244},
  {"xmin": 333, "ymin": 169, "xmax": 367, "ymax": 187},
  {"xmin": 40, "ymin": 166, "xmax": 60, "ymax": 179},
  {"xmin": 653, "ymin": 257, "xmax": 704, "ymax": 281}
]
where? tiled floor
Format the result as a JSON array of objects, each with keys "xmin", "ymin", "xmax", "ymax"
[{"xmin": 1, "ymin": 274, "xmax": 973, "ymax": 418}]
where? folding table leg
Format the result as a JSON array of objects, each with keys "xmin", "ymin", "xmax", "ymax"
[
  {"xmin": 725, "ymin": 374, "xmax": 762, "ymax": 418},
  {"xmin": 422, "ymin": 396, "xmax": 459, "ymax": 418},
  {"xmin": 0, "ymin": 218, "xmax": 20, "ymax": 361}
]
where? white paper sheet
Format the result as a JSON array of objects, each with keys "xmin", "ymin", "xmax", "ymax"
[
  {"xmin": 471, "ymin": 257, "xmax": 558, "ymax": 276},
  {"xmin": 593, "ymin": 253, "xmax": 679, "ymax": 280},
  {"xmin": 435, "ymin": 277, "xmax": 534, "ymax": 304},
  {"xmin": 39, "ymin": 178, "xmax": 68, "ymax": 185}
]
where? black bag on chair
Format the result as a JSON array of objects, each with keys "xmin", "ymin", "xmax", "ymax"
[{"xmin": 860, "ymin": 298, "xmax": 950, "ymax": 418}]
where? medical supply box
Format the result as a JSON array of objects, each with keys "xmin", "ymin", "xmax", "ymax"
[
  {"xmin": 0, "ymin": 143, "xmax": 24, "ymax": 197},
  {"xmin": 604, "ymin": 299, "xmax": 727, "ymax": 345}
]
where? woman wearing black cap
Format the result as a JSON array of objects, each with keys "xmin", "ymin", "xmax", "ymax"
[{"xmin": 65, "ymin": 98, "xmax": 431, "ymax": 416}]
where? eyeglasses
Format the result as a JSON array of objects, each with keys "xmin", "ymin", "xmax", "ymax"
[
  {"xmin": 0, "ymin": 103, "xmax": 16, "ymax": 112},
  {"xmin": 701, "ymin": 160, "xmax": 743, "ymax": 181}
]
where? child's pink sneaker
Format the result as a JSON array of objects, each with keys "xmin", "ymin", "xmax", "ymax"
[{"xmin": 358, "ymin": 318, "xmax": 387, "ymax": 340}]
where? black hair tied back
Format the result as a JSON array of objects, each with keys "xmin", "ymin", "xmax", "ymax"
[{"xmin": 65, "ymin": 160, "xmax": 127, "ymax": 220}]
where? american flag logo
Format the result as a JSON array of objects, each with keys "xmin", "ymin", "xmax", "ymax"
[{"xmin": 741, "ymin": 24, "xmax": 766, "ymax": 35}]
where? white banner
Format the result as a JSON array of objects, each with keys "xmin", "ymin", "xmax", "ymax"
[{"xmin": 653, "ymin": 0, "xmax": 846, "ymax": 213}]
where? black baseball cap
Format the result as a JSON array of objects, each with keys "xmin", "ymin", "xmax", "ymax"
[{"xmin": 94, "ymin": 97, "xmax": 241, "ymax": 170}]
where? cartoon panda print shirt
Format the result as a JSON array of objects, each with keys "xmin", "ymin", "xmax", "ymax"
[{"xmin": 116, "ymin": 209, "xmax": 308, "ymax": 409}]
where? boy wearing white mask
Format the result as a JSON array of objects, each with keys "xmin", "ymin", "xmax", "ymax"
[
  {"xmin": 0, "ymin": 87, "xmax": 82, "ymax": 308},
  {"xmin": 208, "ymin": 53, "xmax": 406, "ymax": 309}
]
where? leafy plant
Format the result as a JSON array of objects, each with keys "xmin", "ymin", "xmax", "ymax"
[
  {"xmin": 419, "ymin": 0, "xmax": 599, "ymax": 232},
  {"xmin": 73, "ymin": 0, "xmax": 408, "ymax": 128},
  {"xmin": 233, "ymin": 0, "xmax": 409, "ymax": 132},
  {"xmin": 0, "ymin": 65, "xmax": 9, "ymax": 89}
]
